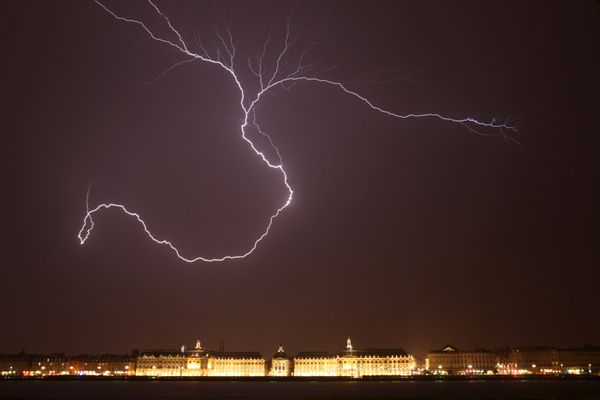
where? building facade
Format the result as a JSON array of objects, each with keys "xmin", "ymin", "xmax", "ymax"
[
  {"xmin": 426, "ymin": 345, "xmax": 498, "ymax": 375},
  {"xmin": 0, "ymin": 353, "xmax": 135, "ymax": 376},
  {"xmin": 269, "ymin": 345, "xmax": 292, "ymax": 376},
  {"xmin": 496, "ymin": 346, "xmax": 600, "ymax": 375},
  {"xmin": 293, "ymin": 351, "xmax": 338, "ymax": 377},
  {"xmin": 205, "ymin": 351, "xmax": 265, "ymax": 376},
  {"xmin": 135, "ymin": 351, "xmax": 187, "ymax": 376},
  {"xmin": 0, "ymin": 354, "xmax": 30, "ymax": 377},
  {"xmin": 499, "ymin": 347, "xmax": 560, "ymax": 374},
  {"xmin": 293, "ymin": 338, "xmax": 416, "ymax": 378},
  {"xmin": 68, "ymin": 355, "xmax": 135, "ymax": 376},
  {"xmin": 557, "ymin": 347, "xmax": 600, "ymax": 374},
  {"xmin": 135, "ymin": 340, "xmax": 265, "ymax": 377}
]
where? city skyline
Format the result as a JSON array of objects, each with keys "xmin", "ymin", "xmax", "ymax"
[{"xmin": 2, "ymin": 337, "xmax": 599, "ymax": 378}]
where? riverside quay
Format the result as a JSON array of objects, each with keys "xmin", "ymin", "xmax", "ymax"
[{"xmin": 2, "ymin": 339, "xmax": 599, "ymax": 378}]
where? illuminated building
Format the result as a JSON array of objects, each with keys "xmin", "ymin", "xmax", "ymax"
[
  {"xmin": 0, "ymin": 353, "xmax": 135, "ymax": 376},
  {"xmin": 557, "ymin": 347, "xmax": 600, "ymax": 374},
  {"xmin": 0, "ymin": 354, "xmax": 71, "ymax": 377},
  {"xmin": 500, "ymin": 347, "xmax": 560, "ymax": 374},
  {"xmin": 269, "ymin": 345, "xmax": 292, "ymax": 376},
  {"xmin": 293, "ymin": 338, "xmax": 416, "ymax": 378},
  {"xmin": 135, "ymin": 350, "xmax": 186, "ymax": 377},
  {"xmin": 135, "ymin": 340, "xmax": 265, "ymax": 377},
  {"xmin": 68, "ymin": 355, "xmax": 135, "ymax": 376},
  {"xmin": 136, "ymin": 340, "xmax": 204, "ymax": 377},
  {"xmin": 0, "ymin": 354, "xmax": 29, "ymax": 376},
  {"xmin": 204, "ymin": 351, "xmax": 265, "ymax": 377},
  {"xmin": 27, "ymin": 354, "xmax": 70, "ymax": 376},
  {"xmin": 293, "ymin": 352, "xmax": 338, "ymax": 377},
  {"xmin": 426, "ymin": 345, "xmax": 498, "ymax": 375},
  {"xmin": 338, "ymin": 338, "xmax": 416, "ymax": 378},
  {"xmin": 497, "ymin": 346, "xmax": 600, "ymax": 375}
]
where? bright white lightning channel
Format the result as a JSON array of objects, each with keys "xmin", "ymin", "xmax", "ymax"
[{"xmin": 78, "ymin": 0, "xmax": 518, "ymax": 263}]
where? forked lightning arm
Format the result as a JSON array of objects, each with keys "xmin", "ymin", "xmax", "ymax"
[{"xmin": 78, "ymin": 0, "xmax": 518, "ymax": 263}]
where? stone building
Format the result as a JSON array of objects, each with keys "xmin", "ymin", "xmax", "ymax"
[
  {"xmin": 0, "ymin": 352, "xmax": 135, "ymax": 376},
  {"xmin": 0, "ymin": 353, "xmax": 35, "ymax": 376},
  {"xmin": 501, "ymin": 346, "xmax": 560, "ymax": 373},
  {"xmin": 426, "ymin": 345, "xmax": 498, "ymax": 374},
  {"xmin": 135, "ymin": 339, "xmax": 265, "ymax": 377},
  {"xmin": 67, "ymin": 354, "xmax": 135, "ymax": 376},
  {"xmin": 293, "ymin": 351, "xmax": 338, "ymax": 376},
  {"xmin": 205, "ymin": 351, "xmax": 265, "ymax": 376},
  {"xmin": 293, "ymin": 338, "xmax": 416, "ymax": 378},
  {"xmin": 269, "ymin": 345, "xmax": 292, "ymax": 376},
  {"xmin": 498, "ymin": 346, "xmax": 600, "ymax": 374},
  {"xmin": 135, "ymin": 350, "xmax": 186, "ymax": 376},
  {"xmin": 557, "ymin": 346, "xmax": 600, "ymax": 374}
]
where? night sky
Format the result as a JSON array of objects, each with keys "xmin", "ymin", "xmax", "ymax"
[{"xmin": 2, "ymin": 1, "xmax": 598, "ymax": 359}]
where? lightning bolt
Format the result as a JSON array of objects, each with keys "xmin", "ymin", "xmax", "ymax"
[{"xmin": 78, "ymin": 0, "xmax": 518, "ymax": 263}]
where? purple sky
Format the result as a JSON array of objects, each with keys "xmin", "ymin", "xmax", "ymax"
[{"xmin": 2, "ymin": 0, "xmax": 598, "ymax": 358}]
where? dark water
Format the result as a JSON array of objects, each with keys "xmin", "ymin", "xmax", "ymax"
[{"xmin": 1, "ymin": 380, "xmax": 599, "ymax": 400}]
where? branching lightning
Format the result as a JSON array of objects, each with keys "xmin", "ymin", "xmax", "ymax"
[{"xmin": 78, "ymin": 0, "xmax": 518, "ymax": 263}]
